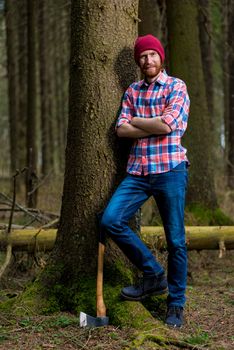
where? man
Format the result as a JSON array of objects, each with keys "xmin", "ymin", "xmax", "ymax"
[{"xmin": 101, "ymin": 34, "xmax": 190, "ymax": 328}]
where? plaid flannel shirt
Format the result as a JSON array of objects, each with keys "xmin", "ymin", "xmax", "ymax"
[{"xmin": 116, "ymin": 70, "xmax": 190, "ymax": 175}]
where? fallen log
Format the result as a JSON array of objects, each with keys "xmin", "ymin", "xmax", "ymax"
[
  {"xmin": 0, "ymin": 226, "xmax": 234, "ymax": 253},
  {"xmin": 0, "ymin": 228, "xmax": 57, "ymax": 252},
  {"xmin": 141, "ymin": 226, "xmax": 234, "ymax": 251}
]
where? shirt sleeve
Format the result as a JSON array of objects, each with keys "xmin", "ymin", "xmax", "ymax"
[
  {"xmin": 116, "ymin": 87, "xmax": 134, "ymax": 129},
  {"xmin": 161, "ymin": 80, "xmax": 190, "ymax": 132}
]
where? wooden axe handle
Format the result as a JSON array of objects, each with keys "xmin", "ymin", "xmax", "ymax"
[{"xmin": 96, "ymin": 242, "xmax": 106, "ymax": 317}]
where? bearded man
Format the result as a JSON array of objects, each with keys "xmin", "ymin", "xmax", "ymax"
[{"xmin": 101, "ymin": 34, "xmax": 190, "ymax": 328}]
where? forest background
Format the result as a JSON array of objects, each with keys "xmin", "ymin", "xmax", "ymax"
[{"xmin": 0, "ymin": 0, "xmax": 234, "ymax": 349}]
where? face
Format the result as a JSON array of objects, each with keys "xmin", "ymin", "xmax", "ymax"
[{"xmin": 139, "ymin": 50, "xmax": 162, "ymax": 80}]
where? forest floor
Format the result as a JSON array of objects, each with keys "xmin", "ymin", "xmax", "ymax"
[
  {"xmin": 0, "ymin": 249, "xmax": 233, "ymax": 350},
  {"xmin": 0, "ymin": 177, "xmax": 233, "ymax": 349}
]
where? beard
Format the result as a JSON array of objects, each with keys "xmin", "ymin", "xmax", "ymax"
[{"xmin": 142, "ymin": 65, "xmax": 162, "ymax": 79}]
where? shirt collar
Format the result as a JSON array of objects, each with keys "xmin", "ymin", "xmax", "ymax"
[{"xmin": 140, "ymin": 69, "xmax": 168, "ymax": 88}]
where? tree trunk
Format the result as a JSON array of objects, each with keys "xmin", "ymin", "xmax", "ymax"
[
  {"xmin": 47, "ymin": 1, "xmax": 60, "ymax": 175},
  {"xmin": 38, "ymin": 0, "xmax": 51, "ymax": 177},
  {"xmin": 198, "ymin": 0, "xmax": 214, "ymax": 120},
  {"xmin": 26, "ymin": 0, "xmax": 38, "ymax": 208},
  {"xmin": 56, "ymin": 0, "xmax": 70, "ymax": 173},
  {"xmin": 17, "ymin": 0, "xmax": 28, "ymax": 174},
  {"xmin": 5, "ymin": 0, "xmax": 20, "ymax": 174},
  {"xmin": 15, "ymin": 1, "xmax": 157, "ymax": 329},
  {"xmin": 49, "ymin": 0, "xmax": 139, "ymax": 279},
  {"xmin": 138, "ymin": 0, "xmax": 167, "ymax": 43},
  {"xmin": 166, "ymin": 0, "xmax": 217, "ymax": 208},
  {"xmin": 227, "ymin": 0, "xmax": 234, "ymax": 188},
  {"xmin": 222, "ymin": 0, "xmax": 229, "ymax": 176}
]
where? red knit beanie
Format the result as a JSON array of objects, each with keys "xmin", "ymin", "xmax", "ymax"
[{"xmin": 134, "ymin": 34, "xmax": 165, "ymax": 64}]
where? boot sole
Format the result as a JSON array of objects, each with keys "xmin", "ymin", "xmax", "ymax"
[{"xmin": 120, "ymin": 288, "xmax": 168, "ymax": 301}]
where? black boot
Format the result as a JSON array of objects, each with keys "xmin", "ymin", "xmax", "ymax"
[
  {"xmin": 165, "ymin": 306, "xmax": 184, "ymax": 328},
  {"xmin": 121, "ymin": 274, "xmax": 168, "ymax": 301}
]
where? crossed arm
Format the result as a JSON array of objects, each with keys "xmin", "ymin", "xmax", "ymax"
[{"xmin": 117, "ymin": 117, "xmax": 171, "ymax": 138}]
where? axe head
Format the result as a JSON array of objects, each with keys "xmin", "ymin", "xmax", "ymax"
[{"xmin": 79, "ymin": 311, "xmax": 109, "ymax": 327}]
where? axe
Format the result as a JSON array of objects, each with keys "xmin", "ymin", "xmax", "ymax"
[{"xmin": 79, "ymin": 213, "xmax": 109, "ymax": 327}]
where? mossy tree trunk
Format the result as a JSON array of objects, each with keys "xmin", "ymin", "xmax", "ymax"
[
  {"xmin": 29, "ymin": 0, "xmax": 155, "ymax": 324},
  {"xmin": 166, "ymin": 0, "xmax": 217, "ymax": 208},
  {"xmin": 52, "ymin": 0, "xmax": 139, "ymax": 275}
]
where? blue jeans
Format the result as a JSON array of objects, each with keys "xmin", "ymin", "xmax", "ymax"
[{"xmin": 101, "ymin": 161, "xmax": 188, "ymax": 307}]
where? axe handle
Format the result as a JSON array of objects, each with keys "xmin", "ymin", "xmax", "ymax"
[{"xmin": 96, "ymin": 242, "xmax": 106, "ymax": 317}]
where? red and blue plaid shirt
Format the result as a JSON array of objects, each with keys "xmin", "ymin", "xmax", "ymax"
[{"xmin": 116, "ymin": 70, "xmax": 190, "ymax": 175}]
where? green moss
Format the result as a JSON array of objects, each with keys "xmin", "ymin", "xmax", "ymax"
[
  {"xmin": 131, "ymin": 333, "xmax": 169, "ymax": 349},
  {"xmin": 12, "ymin": 280, "xmax": 60, "ymax": 316},
  {"xmin": 0, "ymin": 260, "xmax": 165, "ymax": 334},
  {"xmin": 104, "ymin": 284, "xmax": 161, "ymax": 329},
  {"xmin": 185, "ymin": 204, "xmax": 233, "ymax": 225},
  {"xmin": 184, "ymin": 331, "xmax": 210, "ymax": 346},
  {"xmin": 0, "ymin": 296, "xmax": 16, "ymax": 313},
  {"xmin": 73, "ymin": 277, "xmax": 97, "ymax": 316},
  {"xmin": 104, "ymin": 258, "xmax": 134, "ymax": 286}
]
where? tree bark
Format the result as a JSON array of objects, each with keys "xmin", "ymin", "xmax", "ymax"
[
  {"xmin": 17, "ymin": 0, "xmax": 28, "ymax": 173},
  {"xmin": 198, "ymin": 0, "xmax": 214, "ymax": 120},
  {"xmin": 227, "ymin": 0, "xmax": 234, "ymax": 188},
  {"xmin": 5, "ymin": 0, "xmax": 20, "ymax": 174},
  {"xmin": 17, "ymin": 0, "xmax": 143, "ymax": 323},
  {"xmin": 138, "ymin": 0, "xmax": 167, "ymax": 43},
  {"xmin": 26, "ymin": 0, "xmax": 38, "ymax": 207},
  {"xmin": 166, "ymin": 0, "xmax": 217, "ymax": 208},
  {"xmin": 38, "ymin": 0, "xmax": 51, "ymax": 177},
  {"xmin": 48, "ymin": 0, "xmax": 139, "ymax": 278}
]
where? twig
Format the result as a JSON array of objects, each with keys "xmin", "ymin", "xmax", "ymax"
[
  {"xmin": 41, "ymin": 218, "xmax": 59, "ymax": 229},
  {"xmin": 27, "ymin": 170, "xmax": 53, "ymax": 195},
  {"xmin": 22, "ymin": 217, "xmax": 38, "ymax": 229},
  {"xmin": 0, "ymin": 192, "xmax": 46, "ymax": 223}
]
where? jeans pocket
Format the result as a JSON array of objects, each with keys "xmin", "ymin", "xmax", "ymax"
[{"xmin": 171, "ymin": 162, "xmax": 188, "ymax": 172}]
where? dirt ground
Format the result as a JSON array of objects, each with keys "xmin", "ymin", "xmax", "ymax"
[{"xmin": 0, "ymin": 249, "xmax": 233, "ymax": 350}]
